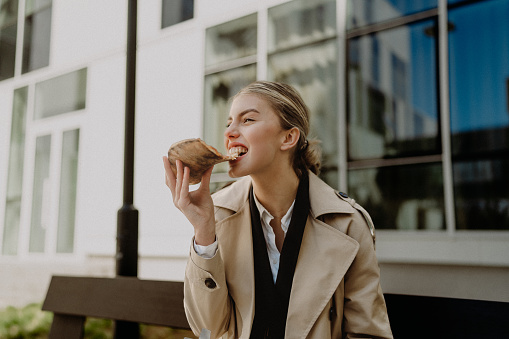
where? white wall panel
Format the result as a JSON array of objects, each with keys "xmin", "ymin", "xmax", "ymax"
[{"xmin": 51, "ymin": 0, "xmax": 127, "ymax": 67}]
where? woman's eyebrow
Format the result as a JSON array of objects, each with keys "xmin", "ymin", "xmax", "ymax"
[{"xmin": 227, "ymin": 108, "xmax": 260, "ymax": 121}]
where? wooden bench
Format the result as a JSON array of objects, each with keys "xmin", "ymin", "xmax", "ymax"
[
  {"xmin": 43, "ymin": 276, "xmax": 509, "ymax": 339},
  {"xmin": 42, "ymin": 275, "xmax": 191, "ymax": 339}
]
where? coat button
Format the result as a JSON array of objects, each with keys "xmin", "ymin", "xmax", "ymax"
[
  {"xmin": 204, "ymin": 278, "xmax": 216, "ymax": 289},
  {"xmin": 338, "ymin": 191, "xmax": 349, "ymax": 198}
]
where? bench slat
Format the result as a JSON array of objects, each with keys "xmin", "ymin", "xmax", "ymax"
[{"xmin": 42, "ymin": 276, "xmax": 189, "ymax": 329}]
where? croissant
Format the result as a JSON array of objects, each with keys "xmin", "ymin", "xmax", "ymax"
[{"xmin": 167, "ymin": 138, "xmax": 237, "ymax": 184}]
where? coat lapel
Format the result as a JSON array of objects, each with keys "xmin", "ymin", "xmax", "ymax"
[{"xmin": 285, "ymin": 217, "xmax": 359, "ymax": 338}]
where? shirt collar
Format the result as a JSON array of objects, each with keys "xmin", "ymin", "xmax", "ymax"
[{"xmin": 253, "ymin": 192, "xmax": 295, "ymax": 233}]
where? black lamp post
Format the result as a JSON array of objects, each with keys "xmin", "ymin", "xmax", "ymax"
[{"xmin": 115, "ymin": 0, "xmax": 139, "ymax": 337}]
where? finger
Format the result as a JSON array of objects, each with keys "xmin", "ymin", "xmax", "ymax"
[
  {"xmin": 199, "ymin": 166, "xmax": 214, "ymax": 194},
  {"xmin": 175, "ymin": 159, "xmax": 184, "ymax": 203},
  {"xmin": 162, "ymin": 156, "xmax": 176, "ymax": 195},
  {"xmin": 181, "ymin": 165, "xmax": 191, "ymax": 195},
  {"xmin": 176, "ymin": 165, "xmax": 191, "ymax": 209}
]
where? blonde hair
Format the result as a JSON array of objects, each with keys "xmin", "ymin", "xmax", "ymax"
[{"xmin": 234, "ymin": 81, "xmax": 321, "ymax": 177}]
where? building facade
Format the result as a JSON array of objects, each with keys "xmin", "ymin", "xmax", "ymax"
[{"xmin": 1, "ymin": 0, "xmax": 508, "ymax": 308}]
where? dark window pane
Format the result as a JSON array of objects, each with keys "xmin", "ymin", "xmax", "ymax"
[
  {"xmin": 348, "ymin": 19, "xmax": 439, "ymax": 160},
  {"xmin": 0, "ymin": 0, "xmax": 18, "ymax": 26},
  {"xmin": 347, "ymin": 0, "xmax": 437, "ymax": 30},
  {"xmin": 448, "ymin": 0, "xmax": 509, "ymax": 156},
  {"xmin": 22, "ymin": 5, "xmax": 51, "ymax": 73},
  {"xmin": 453, "ymin": 159, "xmax": 509, "ymax": 230},
  {"xmin": 348, "ymin": 163, "xmax": 445, "ymax": 230},
  {"xmin": 161, "ymin": 0, "xmax": 194, "ymax": 29},
  {"xmin": 0, "ymin": 0, "xmax": 18, "ymax": 80},
  {"xmin": 0, "ymin": 24, "xmax": 17, "ymax": 80}
]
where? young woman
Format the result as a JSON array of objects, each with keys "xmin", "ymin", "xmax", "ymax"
[{"xmin": 163, "ymin": 81, "xmax": 393, "ymax": 338}]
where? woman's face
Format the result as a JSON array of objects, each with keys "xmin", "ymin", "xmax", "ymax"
[{"xmin": 224, "ymin": 94, "xmax": 289, "ymax": 179}]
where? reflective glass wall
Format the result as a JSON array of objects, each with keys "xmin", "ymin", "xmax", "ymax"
[
  {"xmin": 201, "ymin": 0, "xmax": 508, "ymax": 231},
  {"xmin": 347, "ymin": 0, "xmax": 509, "ymax": 230}
]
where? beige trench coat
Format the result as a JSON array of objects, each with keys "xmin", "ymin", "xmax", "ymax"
[{"xmin": 184, "ymin": 172, "xmax": 393, "ymax": 339}]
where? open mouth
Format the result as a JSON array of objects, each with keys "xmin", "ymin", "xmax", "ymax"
[{"xmin": 228, "ymin": 146, "xmax": 248, "ymax": 159}]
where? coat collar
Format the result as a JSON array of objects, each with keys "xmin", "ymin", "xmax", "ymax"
[
  {"xmin": 213, "ymin": 172, "xmax": 359, "ymax": 338},
  {"xmin": 212, "ymin": 172, "xmax": 356, "ymax": 217}
]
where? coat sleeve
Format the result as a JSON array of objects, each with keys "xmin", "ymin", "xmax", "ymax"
[
  {"xmin": 341, "ymin": 210, "xmax": 393, "ymax": 339},
  {"xmin": 184, "ymin": 240, "xmax": 236, "ymax": 338}
]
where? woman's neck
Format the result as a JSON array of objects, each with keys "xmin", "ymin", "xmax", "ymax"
[{"xmin": 251, "ymin": 166, "xmax": 300, "ymax": 219}]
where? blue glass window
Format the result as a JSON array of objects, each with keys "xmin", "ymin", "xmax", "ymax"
[{"xmin": 448, "ymin": 0, "xmax": 509, "ymax": 230}]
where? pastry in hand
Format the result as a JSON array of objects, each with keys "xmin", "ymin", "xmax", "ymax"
[{"xmin": 167, "ymin": 138, "xmax": 238, "ymax": 184}]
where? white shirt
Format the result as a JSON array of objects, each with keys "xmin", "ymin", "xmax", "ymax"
[{"xmin": 194, "ymin": 194, "xmax": 295, "ymax": 283}]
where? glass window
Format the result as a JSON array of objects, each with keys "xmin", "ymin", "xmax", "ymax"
[
  {"xmin": 161, "ymin": 0, "xmax": 194, "ymax": 28},
  {"xmin": 21, "ymin": 0, "xmax": 51, "ymax": 74},
  {"xmin": 205, "ymin": 14, "xmax": 257, "ymax": 68},
  {"xmin": 348, "ymin": 163, "xmax": 445, "ymax": 230},
  {"xmin": 448, "ymin": 0, "xmax": 509, "ymax": 230},
  {"xmin": 347, "ymin": 0, "xmax": 437, "ymax": 30},
  {"xmin": 267, "ymin": 0, "xmax": 338, "ymax": 187},
  {"xmin": 57, "ymin": 129, "xmax": 79, "ymax": 253},
  {"xmin": 268, "ymin": 40, "xmax": 338, "ymax": 187},
  {"xmin": 34, "ymin": 68, "xmax": 87, "ymax": 119},
  {"xmin": 448, "ymin": 0, "xmax": 509, "ymax": 156},
  {"xmin": 453, "ymin": 159, "xmax": 509, "ymax": 230},
  {"xmin": 268, "ymin": 0, "xmax": 336, "ymax": 53},
  {"xmin": 203, "ymin": 65, "xmax": 257, "ymax": 175},
  {"xmin": 2, "ymin": 86, "xmax": 28, "ymax": 255},
  {"xmin": 348, "ymin": 19, "xmax": 439, "ymax": 161},
  {"xmin": 29, "ymin": 134, "xmax": 51, "ymax": 253},
  {"xmin": 0, "ymin": 0, "xmax": 18, "ymax": 80}
]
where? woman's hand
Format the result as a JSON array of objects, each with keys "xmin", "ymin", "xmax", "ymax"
[{"xmin": 163, "ymin": 156, "xmax": 216, "ymax": 246}]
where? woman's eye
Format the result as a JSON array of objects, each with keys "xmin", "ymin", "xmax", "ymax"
[{"xmin": 244, "ymin": 118, "xmax": 254, "ymax": 123}]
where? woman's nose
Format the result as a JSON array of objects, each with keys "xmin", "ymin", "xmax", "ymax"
[{"xmin": 224, "ymin": 123, "xmax": 239, "ymax": 138}]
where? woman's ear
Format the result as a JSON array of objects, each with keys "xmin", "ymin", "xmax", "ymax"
[{"xmin": 280, "ymin": 127, "xmax": 300, "ymax": 151}]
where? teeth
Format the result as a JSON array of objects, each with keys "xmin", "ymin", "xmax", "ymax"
[{"xmin": 228, "ymin": 146, "xmax": 247, "ymax": 158}]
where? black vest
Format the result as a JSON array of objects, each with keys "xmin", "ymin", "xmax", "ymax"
[{"xmin": 249, "ymin": 174, "xmax": 310, "ymax": 339}]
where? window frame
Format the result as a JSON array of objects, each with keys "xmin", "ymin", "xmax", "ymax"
[
  {"xmin": 1, "ymin": 68, "xmax": 86, "ymax": 258},
  {"xmin": 0, "ymin": 0, "xmax": 52, "ymax": 81}
]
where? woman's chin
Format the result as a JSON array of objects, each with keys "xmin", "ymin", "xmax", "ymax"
[{"xmin": 228, "ymin": 166, "xmax": 247, "ymax": 179}]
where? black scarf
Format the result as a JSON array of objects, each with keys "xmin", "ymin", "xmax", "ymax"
[{"xmin": 249, "ymin": 174, "xmax": 310, "ymax": 339}]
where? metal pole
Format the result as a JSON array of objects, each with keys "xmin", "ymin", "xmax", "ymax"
[{"xmin": 115, "ymin": 0, "xmax": 139, "ymax": 337}]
